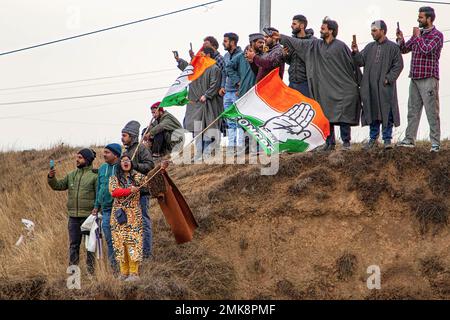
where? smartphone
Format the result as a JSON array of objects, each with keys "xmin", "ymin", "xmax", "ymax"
[
  {"xmin": 263, "ymin": 27, "xmax": 274, "ymax": 37},
  {"xmin": 352, "ymin": 35, "xmax": 357, "ymax": 43},
  {"xmin": 50, "ymin": 160, "xmax": 55, "ymax": 170},
  {"xmin": 172, "ymin": 50, "xmax": 179, "ymax": 59},
  {"xmin": 397, "ymin": 22, "xmax": 400, "ymax": 32},
  {"xmin": 190, "ymin": 42, "xmax": 193, "ymax": 52}
]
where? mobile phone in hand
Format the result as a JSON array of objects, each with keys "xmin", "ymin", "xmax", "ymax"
[
  {"xmin": 397, "ymin": 22, "xmax": 401, "ymax": 32},
  {"xmin": 190, "ymin": 42, "xmax": 193, "ymax": 52},
  {"xmin": 50, "ymin": 160, "xmax": 55, "ymax": 170},
  {"xmin": 172, "ymin": 50, "xmax": 179, "ymax": 59}
]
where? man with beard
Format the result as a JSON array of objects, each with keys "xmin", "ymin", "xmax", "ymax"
[
  {"xmin": 396, "ymin": 7, "xmax": 444, "ymax": 153},
  {"xmin": 273, "ymin": 18, "xmax": 362, "ymax": 151},
  {"xmin": 283, "ymin": 14, "xmax": 316, "ymax": 97},
  {"xmin": 177, "ymin": 47, "xmax": 224, "ymax": 161},
  {"xmin": 246, "ymin": 33, "xmax": 266, "ymax": 78},
  {"xmin": 92, "ymin": 144, "xmax": 122, "ymax": 272},
  {"xmin": 246, "ymin": 28, "xmax": 285, "ymax": 83},
  {"xmin": 352, "ymin": 20, "xmax": 404, "ymax": 150},
  {"xmin": 190, "ymin": 36, "xmax": 227, "ymax": 98},
  {"xmin": 48, "ymin": 149, "xmax": 98, "ymax": 275},
  {"xmin": 222, "ymin": 32, "xmax": 244, "ymax": 154}
]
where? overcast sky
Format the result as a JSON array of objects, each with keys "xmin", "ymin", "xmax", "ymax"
[{"xmin": 0, "ymin": 0, "xmax": 448, "ymax": 151}]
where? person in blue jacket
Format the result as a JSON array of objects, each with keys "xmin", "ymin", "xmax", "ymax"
[{"xmin": 92, "ymin": 143, "xmax": 122, "ymax": 272}]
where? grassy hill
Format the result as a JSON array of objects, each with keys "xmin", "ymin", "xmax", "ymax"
[{"xmin": 1, "ymin": 142, "xmax": 450, "ymax": 300}]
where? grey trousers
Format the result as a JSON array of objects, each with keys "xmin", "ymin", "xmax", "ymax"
[{"xmin": 405, "ymin": 77, "xmax": 441, "ymax": 146}]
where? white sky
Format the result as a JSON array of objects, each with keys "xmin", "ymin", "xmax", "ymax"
[{"xmin": 0, "ymin": 0, "xmax": 448, "ymax": 151}]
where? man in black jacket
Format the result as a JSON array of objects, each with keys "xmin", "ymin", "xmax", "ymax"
[
  {"xmin": 122, "ymin": 120, "xmax": 155, "ymax": 260},
  {"xmin": 283, "ymin": 14, "xmax": 315, "ymax": 98}
]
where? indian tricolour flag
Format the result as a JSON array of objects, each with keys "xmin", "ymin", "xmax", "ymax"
[
  {"xmin": 160, "ymin": 50, "xmax": 216, "ymax": 107},
  {"xmin": 222, "ymin": 68, "xmax": 330, "ymax": 155}
]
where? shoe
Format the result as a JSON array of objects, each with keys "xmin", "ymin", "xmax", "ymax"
[
  {"xmin": 118, "ymin": 274, "xmax": 128, "ymax": 281},
  {"xmin": 396, "ymin": 140, "xmax": 415, "ymax": 148},
  {"xmin": 125, "ymin": 275, "xmax": 141, "ymax": 282},
  {"xmin": 363, "ymin": 139, "xmax": 378, "ymax": 151},
  {"xmin": 342, "ymin": 142, "xmax": 351, "ymax": 151},
  {"xmin": 384, "ymin": 140, "xmax": 394, "ymax": 150},
  {"xmin": 430, "ymin": 145, "xmax": 441, "ymax": 153},
  {"xmin": 319, "ymin": 143, "xmax": 336, "ymax": 152}
]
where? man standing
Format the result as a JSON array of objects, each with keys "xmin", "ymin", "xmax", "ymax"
[
  {"xmin": 396, "ymin": 7, "xmax": 444, "ymax": 152},
  {"xmin": 48, "ymin": 149, "xmax": 98, "ymax": 275},
  {"xmin": 121, "ymin": 121, "xmax": 155, "ymax": 259},
  {"xmin": 191, "ymin": 36, "xmax": 227, "ymax": 98},
  {"xmin": 92, "ymin": 143, "xmax": 122, "ymax": 272},
  {"xmin": 142, "ymin": 102, "xmax": 184, "ymax": 158},
  {"xmin": 246, "ymin": 28, "xmax": 285, "ymax": 83},
  {"xmin": 178, "ymin": 47, "xmax": 224, "ymax": 161},
  {"xmin": 223, "ymin": 32, "xmax": 244, "ymax": 154},
  {"xmin": 352, "ymin": 20, "xmax": 404, "ymax": 150},
  {"xmin": 284, "ymin": 14, "xmax": 315, "ymax": 97},
  {"xmin": 273, "ymin": 19, "xmax": 362, "ymax": 151}
]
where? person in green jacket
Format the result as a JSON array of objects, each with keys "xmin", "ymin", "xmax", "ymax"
[
  {"xmin": 48, "ymin": 149, "xmax": 98, "ymax": 275},
  {"xmin": 91, "ymin": 143, "xmax": 122, "ymax": 272},
  {"xmin": 142, "ymin": 102, "xmax": 184, "ymax": 158}
]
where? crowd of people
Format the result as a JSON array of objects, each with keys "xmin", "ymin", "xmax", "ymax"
[
  {"xmin": 172, "ymin": 6, "xmax": 443, "ymax": 156},
  {"xmin": 47, "ymin": 6, "xmax": 444, "ymax": 281}
]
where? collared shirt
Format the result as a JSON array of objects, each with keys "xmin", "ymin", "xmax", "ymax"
[{"xmin": 399, "ymin": 26, "xmax": 444, "ymax": 80}]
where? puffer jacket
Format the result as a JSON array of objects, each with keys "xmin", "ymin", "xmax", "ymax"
[
  {"xmin": 48, "ymin": 166, "xmax": 98, "ymax": 218},
  {"xmin": 285, "ymin": 28, "xmax": 315, "ymax": 84}
]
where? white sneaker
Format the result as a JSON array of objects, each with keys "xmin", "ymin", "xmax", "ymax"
[
  {"xmin": 430, "ymin": 145, "xmax": 441, "ymax": 153},
  {"xmin": 125, "ymin": 275, "xmax": 141, "ymax": 282}
]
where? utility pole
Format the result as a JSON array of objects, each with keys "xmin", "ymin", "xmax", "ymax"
[{"xmin": 260, "ymin": 0, "xmax": 271, "ymax": 33}]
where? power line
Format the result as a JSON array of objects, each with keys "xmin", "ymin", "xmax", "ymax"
[
  {"xmin": 0, "ymin": 73, "xmax": 177, "ymax": 97},
  {"xmin": 14, "ymin": 117, "xmax": 122, "ymax": 127},
  {"xmin": 0, "ymin": 0, "xmax": 224, "ymax": 57},
  {"xmin": 398, "ymin": 0, "xmax": 450, "ymax": 4},
  {"xmin": 0, "ymin": 68, "xmax": 176, "ymax": 92},
  {"xmin": 0, "ymin": 87, "xmax": 169, "ymax": 106},
  {"xmin": 0, "ymin": 95, "xmax": 159, "ymax": 120}
]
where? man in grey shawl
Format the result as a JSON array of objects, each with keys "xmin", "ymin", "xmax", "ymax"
[
  {"xmin": 273, "ymin": 18, "xmax": 362, "ymax": 151},
  {"xmin": 352, "ymin": 20, "xmax": 404, "ymax": 150},
  {"xmin": 176, "ymin": 47, "xmax": 224, "ymax": 161}
]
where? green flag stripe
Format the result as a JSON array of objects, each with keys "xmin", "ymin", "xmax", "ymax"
[{"xmin": 160, "ymin": 88, "xmax": 189, "ymax": 107}]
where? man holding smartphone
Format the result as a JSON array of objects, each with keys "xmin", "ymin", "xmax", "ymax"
[
  {"xmin": 246, "ymin": 27, "xmax": 285, "ymax": 83},
  {"xmin": 396, "ymin": 7, "xmax": 444, "ymax": 152},
  {"xmin": 48, "ymin": 149, "xmax": 98, "ymax": 275}
]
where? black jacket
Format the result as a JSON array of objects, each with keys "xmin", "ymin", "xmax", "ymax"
[
  {"xmin": 126, "ymin": 140, "xmax": 155, "ymax": 196},
  {"xmin": 284, "ymin": 29, "xmax": 315, "ymax": 84}
]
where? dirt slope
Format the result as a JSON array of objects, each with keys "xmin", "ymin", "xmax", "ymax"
[{"xmin": 0, "ymin": 143, "xmax": 450, "ymax": 300}]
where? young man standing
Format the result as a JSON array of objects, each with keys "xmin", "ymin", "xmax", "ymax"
[
  {"xmin": 352, "ymin": 20, "xmax": 404, "ymax": 150},
  {"xmin": 223, "ymin": 32, "xmax": 244, "ymax": 154},
  {"xmin": 396, "ymin": 7, "xmax": 444, "ymax": 152},
  {"xmin": 92, "ymin": 143, "xmax": 122, "ymax": 271},
  {"xmin": 48, "ymin": 149, "xmax": 98, "ymax": 275}
]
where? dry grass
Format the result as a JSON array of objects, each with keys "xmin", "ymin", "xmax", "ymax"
[{"xmin": 2, "ymin": 142, "xmax": 450, "ymax": 300}]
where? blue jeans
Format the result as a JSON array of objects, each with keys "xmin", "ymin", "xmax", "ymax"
[
  {"xmin": 289, "ymin": 81, "xmax": 311, "ymax": 98},
  {"xmin": 140, "ymin": 195, "xmax": 152, "ymax": 259},
  {"xmin": 194, "ymin": 134, "xmax": 213, "ymax": 158},
  {"xmin": 224, "ymin": 91, "xmax": 244, "ymax": 148},
  {"xmin": 101, "ymin": 208, "xmax": 118, "ymax": 272},
  {"xmin": 327, "ymin": 124, "xmax": 351, "ymax": 145},
  {"xmin": 370, "ymin": 110, "xmax": 394, "ymax": 142}
]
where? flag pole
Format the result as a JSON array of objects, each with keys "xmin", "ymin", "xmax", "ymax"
[{"xmin": 123, "ymin": 114, "xmax": 223, "ymax": 203}]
